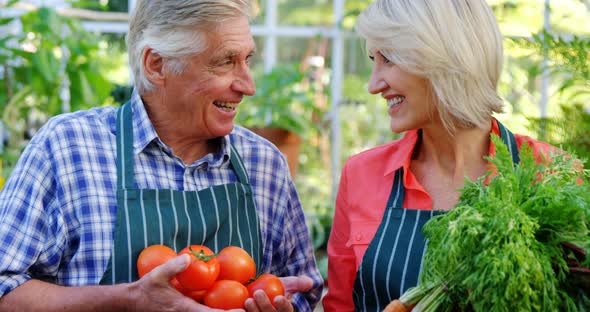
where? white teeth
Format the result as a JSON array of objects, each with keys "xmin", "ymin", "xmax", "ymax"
[
  {"xmin": 387, "ymin": 96, "xmax": 405, "ymax": 109},
  {"xmin": 214, "ymin": 101, "xmax": 237, "ymax": 111}
]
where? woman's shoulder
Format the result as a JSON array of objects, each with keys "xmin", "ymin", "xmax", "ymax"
[{"xmin": 514, "ymin": 133, "xmax": 559, "ymax": 157}]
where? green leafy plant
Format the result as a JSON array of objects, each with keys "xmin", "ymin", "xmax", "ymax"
[
  {"xmin": 515, "ymin": 31, "xmax": 590, "ymax": 162},
  {"xmin": 0, "ymin": 5, "xmax": 112, "ymax": 173},
  {"xmin": 528, "ymin": 104, "xmax": 590, "ymax": 164},
  {"xmin": 519, "ymin": 31, "xmax": 590, "ymax": 99},
  {"xmin": 236, "ymin": 63, "xmax": 321, "ymax": 138}
]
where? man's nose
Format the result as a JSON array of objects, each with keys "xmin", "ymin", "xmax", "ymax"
[{"xmin": 233, "ymin": 66, "xmax": 256, "ymax": 96}]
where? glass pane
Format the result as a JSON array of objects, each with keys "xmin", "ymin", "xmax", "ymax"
[
  {"xmin": 489, "ymin": 0, "xmax": 544, "ymax": 37},
  {"xmin": 276, "ymin": 36, "xmax": 328, "ymax": 64},
  {"xmin": 278, "ymin": 0, "xmax": 333, "ymax": 26},
  {"xmin": 250, "ymin": 36, "xmax": 266, "ymax": 70},
  {"xmin": 252, "ymin": 0, "xmax": 266, "ymax": 25},
  {"xmin": 550, "ymin": 0, "xmax": 590, "ymax": 36}
]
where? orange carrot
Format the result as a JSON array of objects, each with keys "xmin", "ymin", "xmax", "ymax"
[{"xmin": 383, "ymin": 299, "xmax": 408, "ymax": 312}]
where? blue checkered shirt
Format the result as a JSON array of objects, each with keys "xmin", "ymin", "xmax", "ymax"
[{"xmin": 0, "ymin": 92, "xmax": 323, "ymax": 310}]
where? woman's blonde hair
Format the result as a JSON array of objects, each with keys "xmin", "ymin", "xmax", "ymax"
[
  {"xmin": 127, "ymin": 0, "xmax": 257, "ymax": 94},
  {"xmin": 357, "ymin": 0, "xmax": 504, "ymax": 134}
]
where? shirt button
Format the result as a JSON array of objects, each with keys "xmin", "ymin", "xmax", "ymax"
[{"xmin": 356, "ymin": 232, "xmax": 363, "ymax": 241}]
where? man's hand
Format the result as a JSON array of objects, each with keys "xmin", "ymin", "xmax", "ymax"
[
  {"xmin": 129, "ymin": 254, "xmax": 244, "ymax": 312},
  {"xmin": 243, "ymin": 276, "xmax": 313, "ymax": 312}
]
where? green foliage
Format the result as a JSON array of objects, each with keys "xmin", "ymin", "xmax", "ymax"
[
  {"xmin": 0, "ymin": 6, "xmax": 113, "ymax": 174},
  {"xmin": 70, "ymin": 0, "xmax": 128, "ymax": 12},
  {"xmin": 110, "ymin": 84, "xmax": 133, "ymax": 105},
  {"xmin": 236, "ymin": 63, "xmax": 321, "ymax": 138},
  {"xmin": 513, "ymin": 31, "xmax": 590, "ymax": 160},
  {"xmin": 406, "ymin": 135, "xmax": 590, "ymax": 311},
  {"xmin": 339, "ymin": 74, "xmax": 399, "ymax": 161},
  {"xmin": 528, "ymin": 104, "xmax": 590, "ymax": 164},
  {"xmin": 515, "ymin": 31, "xmax": 590, "ymax": 97}
]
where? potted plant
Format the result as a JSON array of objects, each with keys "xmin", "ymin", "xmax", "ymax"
[{"xmin": 236, "ymin": 63, "xmax": 321, "ymax": 176}]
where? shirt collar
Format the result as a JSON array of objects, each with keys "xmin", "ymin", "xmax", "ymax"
[
  {"xmin": 383, "ymin": 129, "xmax": 420, "ymax": 176},
  {"xmin": 129, "ymin": 90, "xmax": 159, "ymax": 155},
  {"xmin": 487, "ymin": 118, "xmax": 502, "ymax": 157},
  {"xmin": 383, "ymin": 119, "xmax": 501, "ymax": 177},
  {"xmin": 128, "ymin": 89, "xmax": 231, "ymax": 167}
]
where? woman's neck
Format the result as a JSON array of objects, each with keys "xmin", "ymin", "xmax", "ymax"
[{"xmin": 413, "ymin": 121, "xmax": 492, "ymax": 183}]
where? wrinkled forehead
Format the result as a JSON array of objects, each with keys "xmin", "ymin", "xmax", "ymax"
[{"xmin": 200, "ymin": 16, "xmax": 256, "ymax": 55}]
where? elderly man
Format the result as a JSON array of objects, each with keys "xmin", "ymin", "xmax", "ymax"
[{"xmin": 0, "ymin": 1, "xmax": 323, "ymax": 311}]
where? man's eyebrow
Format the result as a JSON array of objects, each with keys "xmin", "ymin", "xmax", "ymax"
[
  {"xmin": 222, "ymin": 50, "xmax": 240, "ymax": 59},
  {"xmin": 211, "ymin": 47, "xmax": 256, "ymax": 64},
  {"xmin": 209, "ymin": 50, "xmax": 237, "ymax": 64}
]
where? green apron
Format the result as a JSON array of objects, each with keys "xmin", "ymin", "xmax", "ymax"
[
  {"xmin": 352, "ymin": 121, "xmax": 520, "ymax": 311},
  {"xmin": 100, "ymin": 102, "xmax": 263, "ymax": 284}
]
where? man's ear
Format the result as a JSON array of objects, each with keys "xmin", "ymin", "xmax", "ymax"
[{"xmin": 143, "ymin": 48, "xmax": 165, "ymax": 86}]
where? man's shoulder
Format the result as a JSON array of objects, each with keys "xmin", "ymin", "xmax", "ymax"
[{"xmin": 31, "ymin": 106, "xmax": 118, "ymax": 146}]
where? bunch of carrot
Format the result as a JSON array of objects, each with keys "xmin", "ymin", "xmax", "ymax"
[{"xmin": 389, "ymin": 135, "xmax": 590, "ymax": 311}]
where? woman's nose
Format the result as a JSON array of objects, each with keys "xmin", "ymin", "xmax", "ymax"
[{"xmin": 367, "ymin": 69, "xmax": 387, "ymax": 94}]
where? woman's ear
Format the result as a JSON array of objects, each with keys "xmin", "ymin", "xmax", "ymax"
[{"xmin": 142, "ymin": 48, "xmax": 165, "ymax": 87}]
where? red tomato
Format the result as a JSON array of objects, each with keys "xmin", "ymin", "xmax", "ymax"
[
  {"xmin": 247, "ymin": 273, "xmax": 285, "ymax": 307},
  {"xmin": 136, "ymin": 244, "xmax": 177, "ymax": 278},
  {"xmin": 170, "ymin": 277, "xmax": 187, "ymax": 292},
  {"xmin": 170, "ymin": 277, "xmax": 206, "ymax": 302},
  {"xmin": 216, "ymin": 246, "xmax": 256, "ymax": 284},
  {"xmin": 185, "ymin": 289, "xmax": 208, "ymax": 303},
  {"xmin": 176, "ymin": 245, "xmax": 220, "ymax": 291},
  {"xmin": 204, "ymin": 280, "xmax": 249, "ymax": 309}
]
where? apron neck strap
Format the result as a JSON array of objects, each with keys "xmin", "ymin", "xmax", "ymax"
[
  {"xmin": 386, "ymin": 169, "xmax": 405, "ymax": 210},
  {"xmin": 496, "ymin": 119, "xmax": 520, "ymax": 165},
  {"xmin": 116, "ymin": 102, "xmax": 136, "ymax": 190},
  {"xmin": 229, "ymin": 143, "xmax": 252, "ymax": 186}
]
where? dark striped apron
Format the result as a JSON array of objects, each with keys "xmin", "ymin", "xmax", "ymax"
[
  {"xmin": 352, "ymin": 121, "xmax": 520, "ymax": 311},
  {"xmin": 100, "ymin": 102, "xmax": 263, "ymax": 284}
]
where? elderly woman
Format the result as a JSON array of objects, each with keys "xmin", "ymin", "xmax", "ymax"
[
  {"xmin": 0, "ymin": 1, "xmax": 322, "ymax": 311},
  {"xmin": 322, "ymin": 0, "xmax": 555, "ymax": 311}
]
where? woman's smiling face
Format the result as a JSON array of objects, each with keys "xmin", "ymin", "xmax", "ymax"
[{"xmin": 367, "ymin": 49, "xmax": 438, "ymax": 134}]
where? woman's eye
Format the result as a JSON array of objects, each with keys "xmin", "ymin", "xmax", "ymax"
[
  {"xmin": 368, "ymin": 55, "xmax": 375, "ymax": 62},
  {"xmin": 379, "ymin": 52, "xmax": 391, "ymax": 64}
]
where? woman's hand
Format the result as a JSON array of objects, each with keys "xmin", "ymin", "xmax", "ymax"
[{"xmin": 243, "ymin": 276, "xmax": 313, "ymax": 312}]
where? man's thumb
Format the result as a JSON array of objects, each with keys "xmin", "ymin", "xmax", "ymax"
[{"xmin": 151, "ymin": 254, "xmax": 190, "ymax": 280}]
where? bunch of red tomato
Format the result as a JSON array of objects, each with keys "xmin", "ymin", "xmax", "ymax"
[{"xmin": 137, "ymin": 244, "xmax": 285, "ymax": 310}]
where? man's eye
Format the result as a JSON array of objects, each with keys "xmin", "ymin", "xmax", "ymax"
[{"xmin": 246, "ymin": 54, "xmax": 254, "ymax": 65}]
